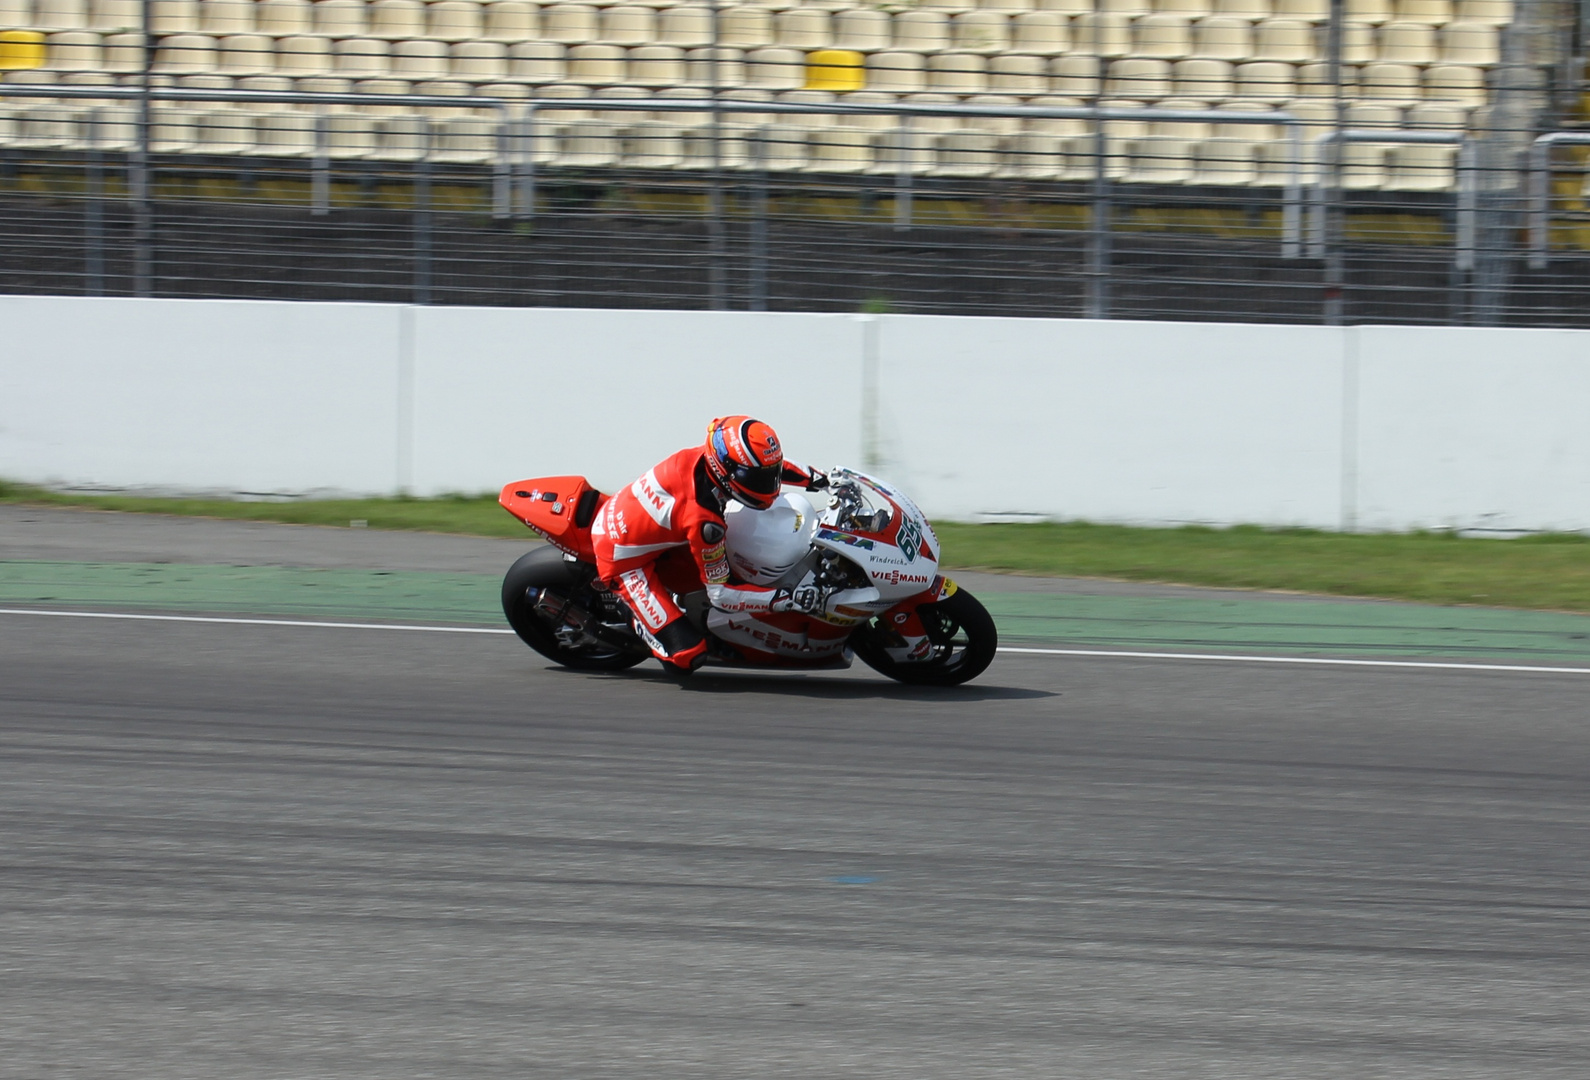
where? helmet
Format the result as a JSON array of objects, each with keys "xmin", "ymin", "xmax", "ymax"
[{"xmin": 704, "ymin": 415, "xmax": 783, "ymax": 510}]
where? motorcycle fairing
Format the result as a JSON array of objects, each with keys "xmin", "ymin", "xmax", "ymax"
[{"xmin": 500, "ymin": 476, "xmax": 607, "ymax": 561}]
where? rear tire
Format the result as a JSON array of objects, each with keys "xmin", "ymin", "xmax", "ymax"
[
  {"xmin": 502, "ymin": 547, "xmax": 647, "ymax": 671},
  {"xmin": 851, "ymin": 588, "xmax": 999, "ymax": 687}
]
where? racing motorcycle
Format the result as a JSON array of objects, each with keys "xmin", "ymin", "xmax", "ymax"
[{"xmin": 498, "ymin": 468, "xmax": 997, "ymax": 686}]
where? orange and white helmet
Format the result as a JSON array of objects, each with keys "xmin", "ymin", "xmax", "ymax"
[{"xmin": 704, "ymin": 415, "xmax": 783, "ymax": 510}]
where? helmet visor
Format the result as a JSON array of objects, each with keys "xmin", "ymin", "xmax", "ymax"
[{"xmin": 729, "ymin": 462, "xmax": 780, "ymax": 497}]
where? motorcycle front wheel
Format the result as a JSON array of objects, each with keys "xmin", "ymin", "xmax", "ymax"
[
  {"xmin": 850, "ymin": 588, "xmax": 999, "ymax": 687},
  {"xmin": 502, "ymin": 547, "xmax": 648, "ymax": 672}
]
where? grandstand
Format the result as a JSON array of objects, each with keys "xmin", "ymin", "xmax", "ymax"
[
  {"xmin": 0, "ymin": 0, "xmax": 1583, "ymax": 323},
  {"xmin": 0, "ymin": 0, "xmax": 1517, "ymax": 182}
]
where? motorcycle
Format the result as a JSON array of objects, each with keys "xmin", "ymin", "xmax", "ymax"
[{"xmin": 497, "ymin": 467, "xmax": 997, "ymax": 686}]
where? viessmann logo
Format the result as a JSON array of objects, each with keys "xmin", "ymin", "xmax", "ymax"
[{"xmin": 879, "ymin": 569, "xmax": 931, "ymax": 587}]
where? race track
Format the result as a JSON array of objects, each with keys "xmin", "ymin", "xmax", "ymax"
[{"xmin": 2, "ymin": 509, "xmax": 1588, "ymax": 1078}]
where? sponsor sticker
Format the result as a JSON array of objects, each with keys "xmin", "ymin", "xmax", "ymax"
[
  {"xmin": 936, "ymin": 577, "xmax": 959, "ymax": 600},
  {"xmin": 701, "ymin": 541, "xmax": 729, "ymax": 584},
  {"xmin": 818, "ymin": 527, "xmax": 875, "ymax": 551},
  {"xmin": 896, "ymin": 516, "xmax": 924, "ymax": 563},
  {"xmin": 878, "ymin": 568, "xmax": 932, "ymax": 588},
  {"xmin": 631, "ymin": 468, "xmax": 676, "ymax": 529}
]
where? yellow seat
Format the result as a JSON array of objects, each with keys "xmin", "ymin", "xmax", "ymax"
[
  {"xmin": 0, "ymin": 31, "xmax": 48, "ymax": 72},
  {"xmin": 805, "ymin": 48, "xmax": 863, "ymax": 92}
]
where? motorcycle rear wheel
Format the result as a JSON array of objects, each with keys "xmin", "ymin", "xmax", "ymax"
[
  {"xmin": 851, "ymin": 588, "xmax": 999, "ymax": 687},
  {"xmin": 502, "ymin": 547, "xmax": 647, "ymax": 671}
]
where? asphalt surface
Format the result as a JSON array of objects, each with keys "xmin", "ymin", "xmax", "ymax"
[{"xmin": 3, "ymin": 510, "xmax": 1589, "ymax": 1078}]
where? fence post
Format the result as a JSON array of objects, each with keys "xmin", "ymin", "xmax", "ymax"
[
  {"xmin": 894, "ymin": 118, "xmax": 912, "ymax": 231},
  {"xmin": 1085, "ymin": 109, "xmax": 1110, "ymax": 320},
  {"xmin": 311, "ymin": 110, "xmax": 329, "ymax": 215},
  {"xmin": 518, "ymin": 105, "xmax": 536, "ymax": 221},
  {"xmin": 414, "ymin": 120, "xmax": 433, "ymax": 305},
  {"xmin": 132, "ymin": 0, "xmax": 154, "ymax": 297},
  {"xmin": 1528, "ymin": 136, "xmax": 1550, "ymax": 269},
  {"xmin": 491, "ymin": 104, "xmax": 510, "ymax": 220},
  {"xmin": 85, "ymin": 108, "xmax": 104, "ymax": 296},
  {"xmin": 1455, "ymin": 138, "xmax": 1476, "ymax": 273},
  {"xmin": 750, "ymin": 126, "xmax": 769, "ymax": 311},
  {"xmin": 1282, "ymin": 120, "xmax": 1302, "ymax": 259}
]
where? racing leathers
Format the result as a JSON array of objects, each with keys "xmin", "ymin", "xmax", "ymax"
[{"xmin": 591, "ymin": 446, "xmax": 828, "ymax": 670}]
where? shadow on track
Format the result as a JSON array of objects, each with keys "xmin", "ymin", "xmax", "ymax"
[{"xmin": 570, "ymin": 667, "xmax": 1056, "ymax": 702}]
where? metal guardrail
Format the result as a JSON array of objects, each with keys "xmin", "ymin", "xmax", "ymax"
[{"xmin": 1528, "ymin": 130, "xmax": 1590, "ymax": 268}]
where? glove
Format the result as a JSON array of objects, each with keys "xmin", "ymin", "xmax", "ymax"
[
  {"xmin": 805, "ymin": 469, "xmax": 830, "ymax": 492},
  {"xmin": 772, "ymin": 578, "xmax": 831, "ymax": 614}
]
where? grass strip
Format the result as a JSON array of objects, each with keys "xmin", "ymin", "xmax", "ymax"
[{"xmin": 6, "ymin": 482, "xmax": 1589, "ymax": 613}]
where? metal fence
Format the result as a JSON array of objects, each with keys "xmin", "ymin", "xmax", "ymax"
[{"xmin": 1, "ymin": 38, "xmax": 1586, "ymax": 325}]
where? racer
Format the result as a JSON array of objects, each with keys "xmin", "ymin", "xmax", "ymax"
[{"xmin": 590, "ymin": 416, "xmax": 831, "ymax": 672}]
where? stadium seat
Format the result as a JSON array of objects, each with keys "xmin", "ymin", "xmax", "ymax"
[
  {"xmin": 314, "ymin": 0, "xmax": 368, "ymax": 37},
  {"xmin": 1191, "ymin": 17, "xmax": 1251, "ymax": 61},
  {"xmin": 1341, "ymin": 101, "xmax": 1399, "ymax": 187},
  {"xmin": 990, "ymin": 52, "xmax": 1048, "ymax": 93},
  {"xmin": 840, "ymin": 90, "xmax": 901, "ymax": 129},
  {"xmin": 1234, "ymin": 59, "xmax": 1293, "ymax": 101},
  {"xmin": 1378, "ymin": 22, "xmax": 1438, "ymax": 63},
  {"xmin": 833, "ymin": 10, "xmax": 890, "ymax": 52},
  {"xmin": 775, "ymin": 9, "xmax": 831, "ymax": 49},
  {"xmin": 88, "ymin": 0, "xmax": 138, "ymax": 30},
  {"xmin": 397, "ymin": 39, "xmax": 451, "ymax": 79},
  {"xmin": 928, "ymin": 51, "xmax": 988, "ymax": 93},
  {"xmin": 31, "ymin": 0, "xmax": 90, "ymax": 31},
  {"xmin": 1133, "ymin": 14, "xmax": 1193, "ymax": 59},
  {"xmin": 452, "ymin": 40, "xmax": 507, "ymax": 80},
  {"xmin": 1011, "ymin": 11, "xmax": 1069, "ymax": 55},
  {"xmin": 334, "ymin": 37, "xmax": 391, "ymax": 77},
  {"xmin": 1295, "ymin": 60, "xmax": 1357, "ymax": 95},
  {"xmin": 509, "ymin": 41, "xmax": 567, "ymax": 82},
  {"xmin": 218, "ymin": 34, "xmax": 274, "ymax": 75},
  {"xmin": 1214, "ymin": 0, "xmax": 1271, "ymax": 18},
  {"xmin": 276, "ymin": 35, "xmax": 332, "ymax": 76},
  {"xmin": 430, "ymin": 1, "xmax": 487, "ymax": 43},
  {"xmin": 1125, "ymin": 135, "xmax": 1197, "ymax": 182},
  {"xmin": 483, "ymin": 2, "xmax": 538, "ymax": 43},
  {"xmin": 566, "ymin": 42, "xmax": 626, "ymax": 83},
  {"xmin": 660, "ymin": 5, "xmax": 713, "ymax": 48},
  {"xmin": 194, "ymin": 107, "xmax": 254, "ymax": 151},
  {"xmin": 867, "ymin": 50, "xmax": 926, "ymax": 93},
  {"xmin": 1172, "ymin": 57, "xmax": 1233, "ymax": 97},
  {"xmin": 806, "ymin": 48, "xmax": 863, "ymax": 91},
  {"xmin": 1253, "ymin": 18, "xmax": 1314, "ymax": 61},
  {"xmin": 369, "ymin": 0, "xmax": 426, "ymax": 39},
  {"xmin": 1108, "ymin": 57, "xmax": 1171, "ymax": 98},
  {"xmin": 780, "ymin": 87, "xmax": 836, "ymax": 128},
  {"xmin": 1340, "ymin": 21, "xmax": 1376, "ymax": 62},
  {"xmin": 238, "ymin": 72, "xmax": 292, "ymax": 102},
  {"xmin": 150, "ymin": 105, "xmax": 198, "ymax": 150},
  {"xmin": 628, "ymin": 44, "xmax": 684, "ymax": 85},
  {"xmin": 723, "ymin": 6, "xmax": 775, "ymax": 49},
  {"xmin": 1394, "ymin": 0, "xmax": 1452, "ymax": 22},
  {"xmin": 199, "ymin": 0, "xmax": 253, "ymax": 36},
  {"xmin": 544, "ymin": 4, "xmax": 599, "ymax": 46},
  {"xmin": 686, "ymin": 46, "xmax": 745, "ymax": 87},
  {"xmin": 1439, "ymin": 21, "xmax": 1498, "ymax": 64},
  {"xmin": 1273, "ymin": 0, "xmax": 1328, "ymax": 14},
  {"xmin": 1423, "ymin": 62, "xmax": 1483, "ymax": 103},
  {"xmin": 1453, "ymin": 0, "xmax": 1510, "ymax": 24},
  {"xmin": 15, "ymin": 102, "xmax": 78, "ymax": 148},
  {"xmin": 893, "ymin": 11, "xmax": 952, "ymax": 52},
  {"xmin": 1193, "ymin": 135, "xmax": 1256, "ymax": 184},
  {"xmin": 1347, "ymin": 0, "xmax": 1394, "ymax": 21},
  {"xmin": 1155, "ymin": 0, "xmax": 1214, "ymax": 14},
  {"xmin": 45, "ymin": 31, "xmax": 102, "ymax": 70},
  {"xmin": 746, "ymin": 47, "xmax": 804, "ymax": 89},
  {"xmin": 154, "ymin": 34, "xmax": 219, "ymax": 74},
  {"xmin": 1072, "ymin": 13, "xmax": 1132, "ymax": 57},
  {"xmin": 254, "ymin": 0, "xmax": 310, "ymax": 34},
  {"xmin": 1049, "ymin": 53, "xmax": 1098, "ymax": 95},
  {"xmin": 151, "ymin": 0, "xmax": 200, "ymax": 34},
  {"xmin": 954, "ymin": 11, "xmax": 1012, "ymax": 53},
  {"xmin": 1385, "ymin": 141, "xmax": 1454, "ymax": 189},
  {"xmin": 1361, "ymin": 61, "xmax": 1421, "ymax": 102},
  {"xmin": 598, "ymin": 5, "xmax": 654, "ymax": 47},
  {"xmin": 1099, "ymin": 0, "xmax": 1151, "ymax": 15},
  {"xmin": 1406, "ymin": 101, "xmax": 1465, "ymax": 127}
]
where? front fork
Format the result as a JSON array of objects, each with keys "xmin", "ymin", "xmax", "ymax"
[{"xmin": 874, "ymin": 576, "xmax": 958, "ymax": 663}]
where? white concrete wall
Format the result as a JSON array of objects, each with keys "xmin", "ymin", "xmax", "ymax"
[{"xmin": 2, "ymin": 295, "xmax": 1587, "ymax": 532}]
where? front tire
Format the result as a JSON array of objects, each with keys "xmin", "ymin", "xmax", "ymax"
[
  {"xmin": 502, "ymin": 547, "xmax": 647, "ymax": 671},
  {"xmin": 850, "ymin": 588, "xmax": 999, "ymax": 687}
]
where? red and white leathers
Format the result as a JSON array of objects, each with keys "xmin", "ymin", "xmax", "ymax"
[{"xmin": 591, "ymin": 446, "xmax": 826, "ymax": 670}]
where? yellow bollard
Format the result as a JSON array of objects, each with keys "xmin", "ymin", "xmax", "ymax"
[
  {"xmin": 805, "ymin": 49, "xmax": 864, "ymax": 92},
  {"xmin": 0, "ymin": 30, "xmax": 48, "ymax": 71}
]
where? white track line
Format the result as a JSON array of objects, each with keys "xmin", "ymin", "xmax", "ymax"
[
  {"xmin": 0, "ymin": 607, "xmax": 515, "ymax": 634},
  {"xmin": 1000, "ymin": 646, "xmax": 1590, "ymax": 676},
  {"xmin": 3, "ymin": 606, "xmax": 1588, "ymax": 676}
]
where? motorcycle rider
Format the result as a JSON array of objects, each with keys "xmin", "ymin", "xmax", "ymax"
[{"xmin": 590, "ymin": 415, "xmax": 833, "ymax": 672}]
